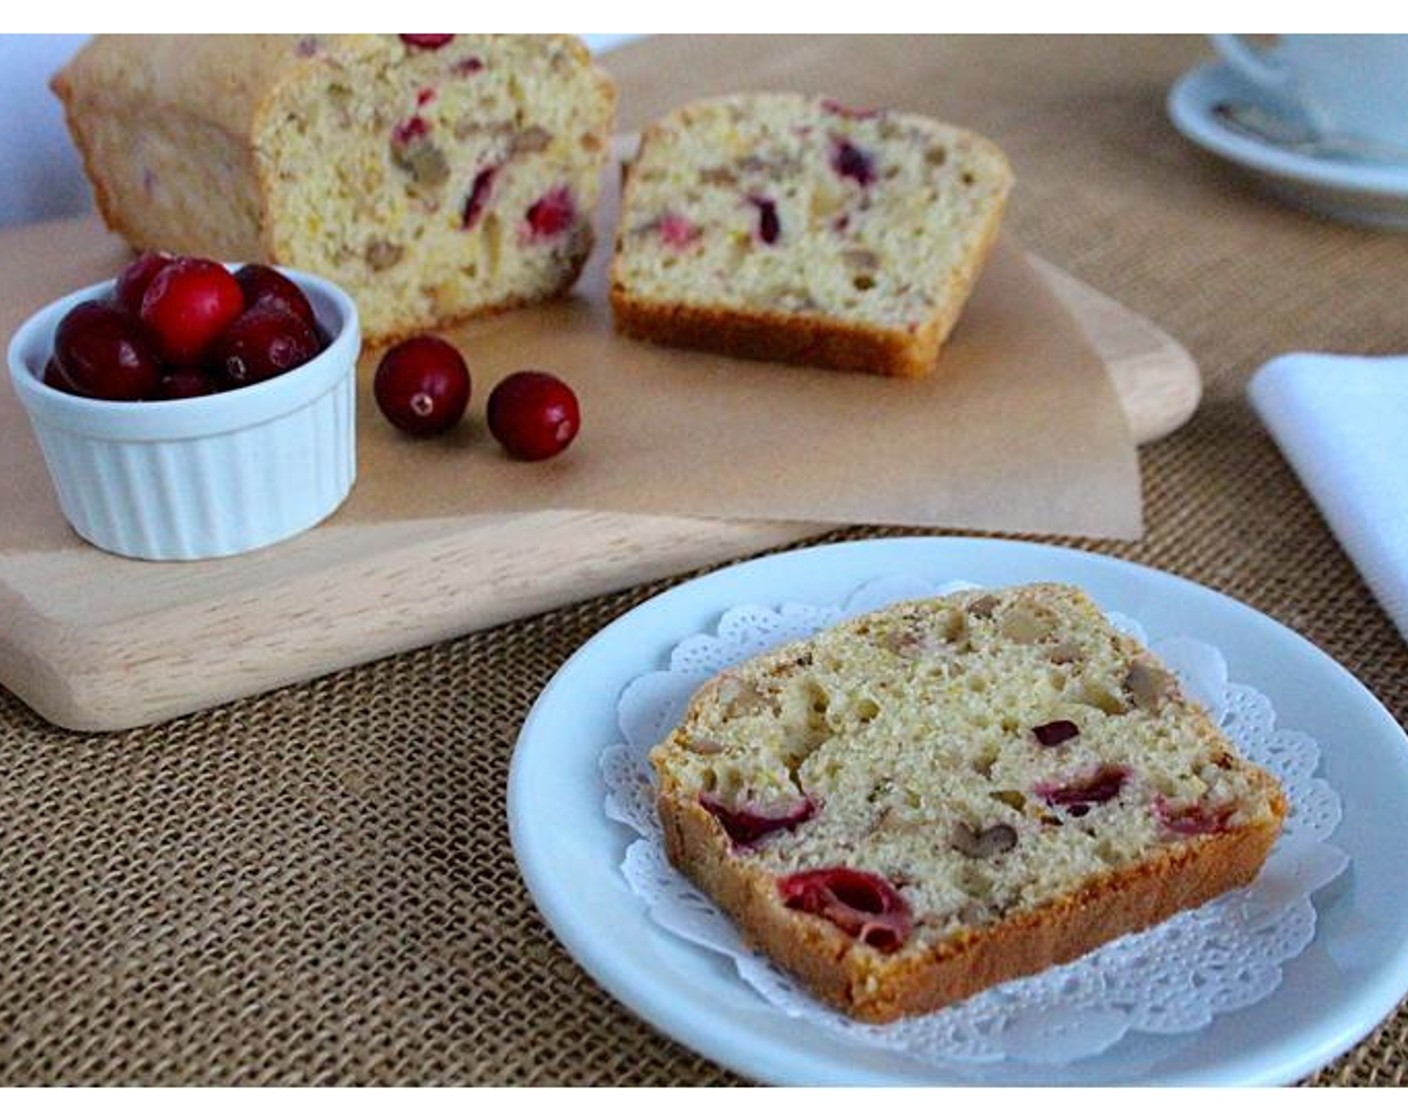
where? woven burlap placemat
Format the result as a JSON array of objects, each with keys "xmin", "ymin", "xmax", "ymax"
[{"xmin": 2, "ymin": 35, "xmax": 1407, "ymax": 1086}]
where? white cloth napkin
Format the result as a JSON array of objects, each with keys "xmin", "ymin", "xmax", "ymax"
[{"xmin": 1249, "ymin": 353, "xmax": 1408, "ymax": 646}]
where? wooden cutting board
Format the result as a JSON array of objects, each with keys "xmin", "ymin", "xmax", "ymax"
[{"xmin": 0, "ymin": 216, "xmax": 1199, "ymax": 732}]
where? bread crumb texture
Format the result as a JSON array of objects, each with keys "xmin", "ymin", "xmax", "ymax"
[
  {"xmin": 611, "ymin": 93, "xmax": 1013, "ymax": 376},
  {"xmin": 650, "ymin": 583, "xmax": 1287, "ymax": 1020}
]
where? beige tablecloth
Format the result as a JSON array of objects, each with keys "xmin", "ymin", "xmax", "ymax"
[{"xmin": 2, "ymin": 35, "xmax": 1406, "ymax": 1085}]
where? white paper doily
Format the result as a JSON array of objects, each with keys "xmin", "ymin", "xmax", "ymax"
[{"xmin": 600, "ymin": 576, "xmax": 1347, "ymax": 1068}]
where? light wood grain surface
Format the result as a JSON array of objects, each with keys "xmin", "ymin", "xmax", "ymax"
[{"xmin": 0, "ymin": 216, "xmax": 1195, "ymax": 731}]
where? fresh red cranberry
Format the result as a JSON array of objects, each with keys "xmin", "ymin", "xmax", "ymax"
[
  {"xmin": 139, "ymin": 257, "xmax": 245, "ymax": 365},
  {"xmin": 208, "ymin": 303, "xmax": 321, "ymax": 389},
  {"xmin": 52, "ymin": 299, "xmax": 162, "ymax": 401},
  {"xmin": 461, "ymin": 166, "xmax": 498, "ymax": 229},
  {"xmin": 486, "ymin": 370, "xmax": 580, "ymax": 461},
  {"xmin": 524, "ymin": 186, "xmax": 576, "ymax": 240},
  {"xmin": 233, "ymin": 264, "xmax": 318, "ymax": 333},
  {"xmin": 832, "ymin": 140, "xmax": 876, "ymax": 187},
  {"xmin": 374, "ymin": 335, "xmax": 471, "ymax": 436},
  {"xmin": 113, "ymin": 250, "xmax": 175, "ymax": 317},
  {"xmin": 1032, "ymin": 720, "xmax": 1080, "ymax": 747},
  {"xmin": 657, "ymin": 211, "xmax": 699, "ymax": 249},
  {"xmin": 391, "ymin": 114, "xmax": 429, "ymax": 149},
  {"xmin": 156, "ymin": 367, "xmax": 219, "ymax": 399},
  {"xmin": 400, "ymin": 34, "xmax": 455, "ymax": 49},
  {"xmin": 1036, "ymin": 765, "xmax": 1130, "ymax": 815},
  {"xmin": 42, "ymin": 357, "xmax": 69, "ymax": 389},
  {"xmin": 42, "ymin": 356, "xmax": 89, "ymax": 396},
  {"xmin": 779, "ymin": 868, "xmax": 912, "ymax": 953},
  {"xmin": 700, "ymin": 794, "xmax": 815, "ymax": 848},
  {"xmin": 1154, "ymin": 796, "xmax": 1235, "ymax": 836},
  {"xmin": 748, "ymin": 196, "xmax": 780, "ymax": 245}
]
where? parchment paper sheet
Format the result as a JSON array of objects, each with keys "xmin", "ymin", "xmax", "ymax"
[
  {"xmin": 350, "ymin": 174, "xmax": 1143, "ymax": 539},
  {"xmin": 1, "ymin": 167, "xmax": 1143, "ymax": 552}
]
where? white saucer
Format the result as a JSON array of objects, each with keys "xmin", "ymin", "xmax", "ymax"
[
  {"xmin": 1168, "ymin": 61, "xmax": 1408, "ymax": 229},
  {"xmin": 508, "ymin": 537, "xmax": 1408, "ymax": 1085}
]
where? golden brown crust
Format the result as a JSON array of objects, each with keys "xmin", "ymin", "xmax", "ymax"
[
  {"xmin": 50, "ymin": 62, "xmax": 152, "ymax": 257},
  {"xmin": 658, "ymin": 777, "xmax": 1287, "ymax": 1023},
  {"xmin": 610, "ymin": 288, "xmax": 938, "ymax": 379},
  {"xmin": 49, "ymin": 67, "xmax": 117, "ymax": 240},
  {"xmin": 50, "ymin": 35, "xmax": 302, "ymax": 262}
]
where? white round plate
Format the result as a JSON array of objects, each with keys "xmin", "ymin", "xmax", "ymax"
[
  {"xmin": 508, "ymin": 537, "xmax": 1408, "ymax": 1085},
  {"xmin": 1168, "ymin": 61, "xmax": 1408, "ymax": 229}
]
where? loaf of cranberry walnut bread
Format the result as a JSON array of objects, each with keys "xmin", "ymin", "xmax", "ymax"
[
  {"xmin": 649, "ymin": 583, "xmax": 1288, "ymax": 1023},
  {"xmin": 610, "ymin": 92, "xmax": 1014, "ymax": 378},
  {"xmin": 52, "ymin": 34, "xmax": 616, "ymax": 341}
]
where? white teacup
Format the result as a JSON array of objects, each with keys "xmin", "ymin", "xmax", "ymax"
[{"xmin": 1212, "ymin": 34, "xmax": 1408, "ymax": 154}]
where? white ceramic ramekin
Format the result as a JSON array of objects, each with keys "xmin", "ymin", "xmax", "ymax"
[{"xmin": 7, "ymin": 266, "xmax": 359, "ymax": 561}]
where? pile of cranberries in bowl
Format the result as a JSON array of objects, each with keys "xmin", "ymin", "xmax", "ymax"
[{"xmin": 44, "ymin": 251, "xmax": 327, "ymax": 402}]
